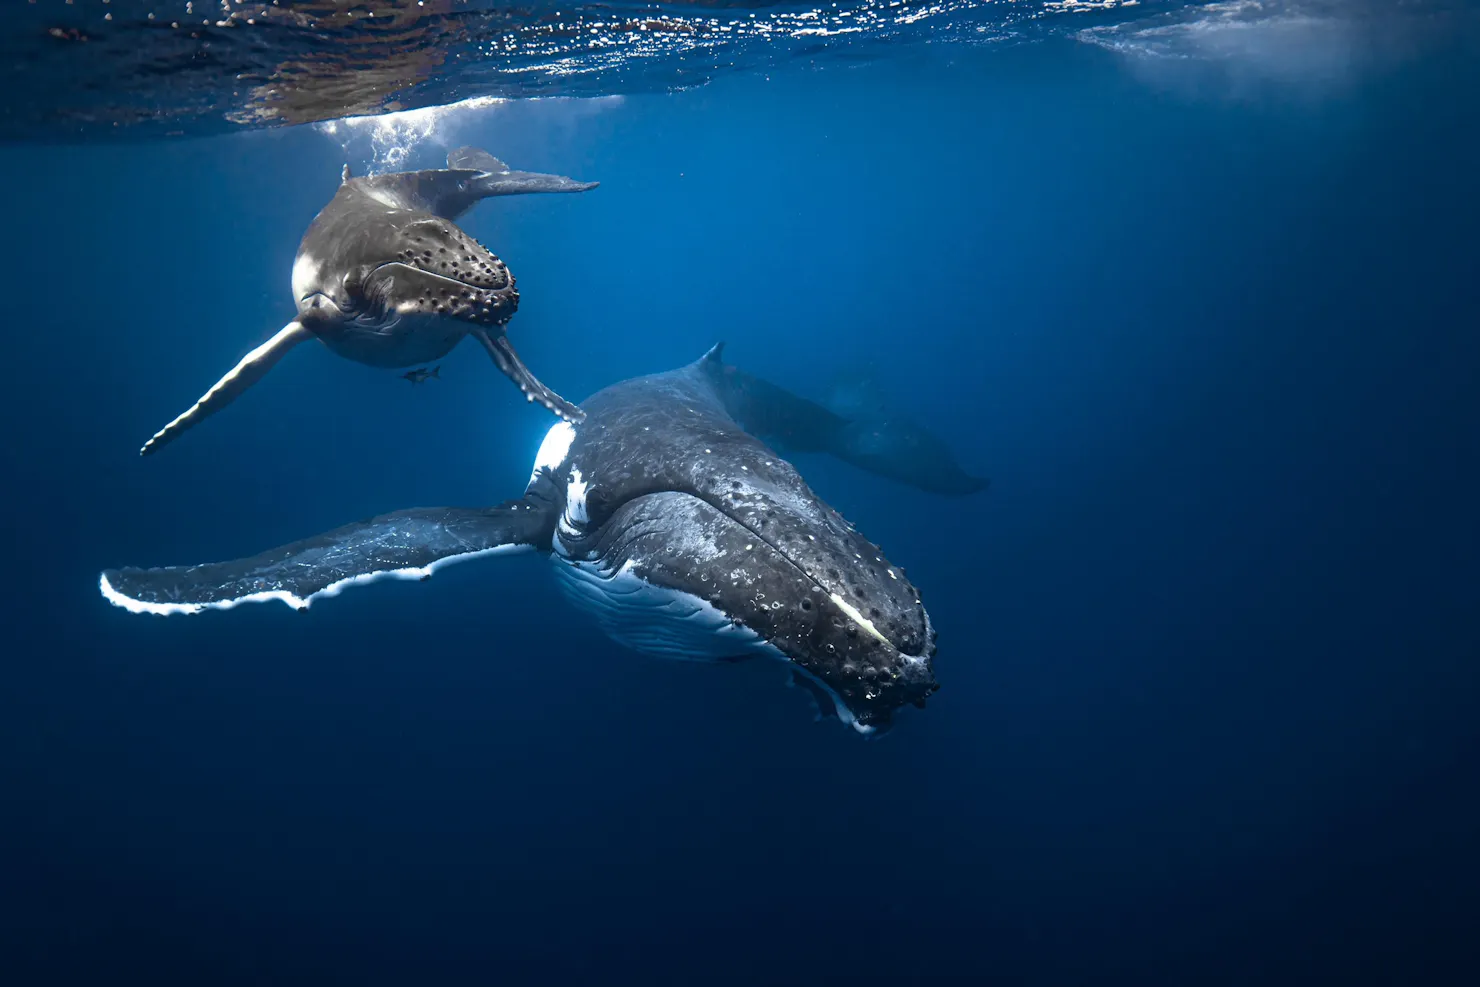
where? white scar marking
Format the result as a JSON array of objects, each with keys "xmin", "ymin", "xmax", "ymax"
[
  {"xmin": 566, "ymin": 467, "xmax": 590, "ymax": 525},
  {"xmin": 98, "ymin": 544, "xmax": 529, "ymax": 617},
  {"xmin": 529, "ymin": 420, "xmax": 578, "ymax": 487},
  {"xmin": 829, "ymin": 592, "xmax": 892, "ymax": 647}
]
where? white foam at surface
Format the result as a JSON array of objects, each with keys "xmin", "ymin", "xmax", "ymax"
[
  {"xmin": 1075, "ymin": 0, "xmax": 1435, "ymax": 99},
  {"xmin": 314, "ymin": 95, "xmax": 627, "ymax": 175},
  {"xmin": 315, "ymin": 96, "xmax": 507, "ymax": 173}
]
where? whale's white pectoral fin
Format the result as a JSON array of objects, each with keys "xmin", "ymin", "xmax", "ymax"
[
  {"xmin": 100, "ymin": 501, "xmax": 553, "ymax": 616},
  {"xmin": 140, "ymin": 321, "xmax": 311, "ymax": 456}
]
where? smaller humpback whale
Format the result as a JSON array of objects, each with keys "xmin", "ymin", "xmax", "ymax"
[
  {"xmin": 707, "ymin": 360, "xmax": 990, "ymax": 496},
  {"xmin": 140, "ymin": 147, "xmax": 597, "ymax": 456},
  {"xmin": 101, "ymin": 345, "xmax": 944, "ymax": 734}
]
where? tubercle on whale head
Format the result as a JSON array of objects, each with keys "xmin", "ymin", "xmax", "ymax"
[
  {"xmin": 572, "ymin": 475, "xmax": 941, "ymax": 731},
  {"xmin": 785, "ymin": 590, "xmax": 940, "ymax": 734},
  {"xmin": 719, "ymin": 483, "xmax": 941, "ymax": 730},
  {"xmin": 526, "ymin": 409, "xmax": 941, "ymax": 734}
]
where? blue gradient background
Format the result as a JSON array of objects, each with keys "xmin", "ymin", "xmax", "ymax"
[{"xmin": 1, "ymin": 37, "xmax": 1477, "ymax": 986}]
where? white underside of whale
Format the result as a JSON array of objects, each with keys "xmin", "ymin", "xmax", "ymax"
[{"xmin": 546, "ymin": 553, "xmax": 872, "ymax": 734}]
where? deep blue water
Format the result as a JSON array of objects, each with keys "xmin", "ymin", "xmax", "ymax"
[{"xmin": 3, "ymin": 19, "xmax": 1480, "ymax": 987}]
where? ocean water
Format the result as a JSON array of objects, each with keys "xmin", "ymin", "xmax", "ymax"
[{"xmin": 2, "ymin": 1, "xmax": 1479, "ymax": 984}]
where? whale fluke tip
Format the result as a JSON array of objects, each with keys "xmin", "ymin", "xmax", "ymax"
[{"xmin": 448, "ymin": 146, "xmax": 510, "ymax": 175}]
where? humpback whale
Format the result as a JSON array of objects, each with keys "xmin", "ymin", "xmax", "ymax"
[
  {"xmin": 708, "ymin": 361, "xmax": 990, "ymax": 496},
  {"xmin": 101, "ymin": 345, "xmax": 942, "ymax": 734},
  {"xmin": 140, "ymin": 147, "xmax": 597, "ymax": 456}
]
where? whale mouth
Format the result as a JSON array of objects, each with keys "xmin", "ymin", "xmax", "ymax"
[
  {"xmin": 694, "ymin": 484, "xmax": 933, "ymax": 664},
  {"xmin": 558, "ymin": 472, "xmax": 931, "ymax": 661},
  {"xmin": 361, "ymin": 261, "xmax": 518, "ymax": 328},
  {"xmin": 554, "ymin": 477, "xmax": 937, "ymax": 729},
  {"xmin": 298, "ymin": 291, "xmax": 345, "ymax": 320},
  {"xmin": 709, "ymin": 502, "xmax": 922, "ymax": 660}
]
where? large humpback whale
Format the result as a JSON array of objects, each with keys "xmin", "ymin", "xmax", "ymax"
[
  {"xmin": 140, "ymin": 147, "xmax": 597, "ymax": 456},
  {"xmin": 101, "ymin": 345, "xmax": 946, "ymax": 734},
  {"xmin": 709, "ymin": 361, "xmax": 990, "ymax": 496}
]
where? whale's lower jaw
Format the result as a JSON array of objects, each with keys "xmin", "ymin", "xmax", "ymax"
[
  {"xmin": 547, "ymin": 555, "xmax": 876, "ymax": 734},
  {"xmin": 550, "ymin": 554, "xmax": 781, "ymax": 664}
]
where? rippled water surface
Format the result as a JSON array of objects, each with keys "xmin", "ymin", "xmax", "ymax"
[{"xmin": 8, "ymin": 0, "xmax": 1467, "ymax": 140}]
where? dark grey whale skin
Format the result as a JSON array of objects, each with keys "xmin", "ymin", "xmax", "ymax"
[
  {"xmin": 704, "ymin": 358, "xmax": 990, "ymax": 496},
  {"xmin": 293, "ymin": 147, "xmax": 595, "ymax": 382},
  {"xmin": 139, "ymin": 147, "xmax": 596, "ymax": 456},
  {"xmin": 102, "ymin": 346, "xmax": 943, "ymax": 733}
]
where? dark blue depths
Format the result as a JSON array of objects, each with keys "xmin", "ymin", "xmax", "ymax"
[{"xmin": 1, "ymin": 38, "xmax": 1478, "ymax": 987}]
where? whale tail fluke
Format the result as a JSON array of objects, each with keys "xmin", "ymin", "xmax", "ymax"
[
  {"xmin": 356, "ymin": 148, "xmax": 599, "ymax": 220},
  {"xmin": 447, "ymin": 147, "xmax": 510, "ymax": 174},
  {"xmin": 449, "ymin": 145, "xmax": 599, "ymax": 198}
]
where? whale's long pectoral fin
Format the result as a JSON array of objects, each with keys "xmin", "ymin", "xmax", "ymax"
[
  {"xmin": 472, "ymin": 327, "xmax": 586, "ymax": 425},
  {"xmin": 140, "ymin": 321, "xmax": 311, "ymax": 457},
  {"xmin": 357, "ymin": 147, "xmax": 598, "ymax": 220},
  {"xmin": 100, "ymin": 496, "xmax": 556, "ymax": 616}
]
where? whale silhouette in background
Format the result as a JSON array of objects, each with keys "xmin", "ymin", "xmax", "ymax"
[{"xmin": 707, "ymin": 357, "xmax": 990, "ymax": 497}]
